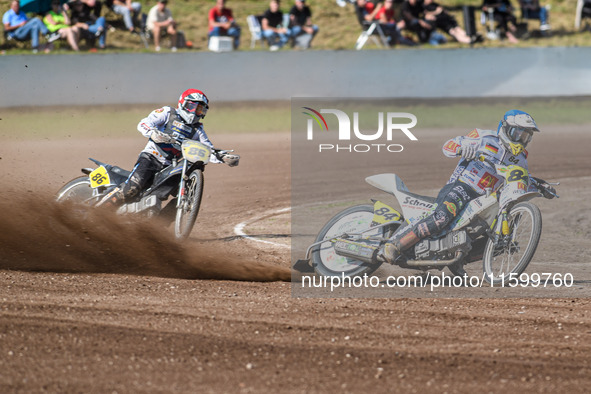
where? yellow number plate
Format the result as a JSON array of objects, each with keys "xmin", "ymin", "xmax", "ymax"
[
  {"xmin": 89, "ymin": 166, "xmax": 110, "ymax": 188},
  {"xmin": 182, "ymin": 140, "xmax": 211, "ymax": 164},
  {"xmin": 371, "ymin": 200, "xmax": 402, "ymax": 226}
]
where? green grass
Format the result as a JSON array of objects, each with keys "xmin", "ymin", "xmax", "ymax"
[
  {"xmin": 2, "ymin": 97, "xmax": 590, "ymax": 139},
  {"xmin": 1, "ymin": 0, "xmax": 591, "ymax": 54}
]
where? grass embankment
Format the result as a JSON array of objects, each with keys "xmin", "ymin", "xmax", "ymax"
[
  {"xmin": 1, "ymin": 0, "xmax": 590, "ymax": 53},
  {"xmin": 2, "ymin": 97, "xmax": 590, "ymax": 139}
]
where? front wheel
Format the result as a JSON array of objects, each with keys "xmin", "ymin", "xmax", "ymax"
[
  {"xmin": 482, "ymin": 202, "xmax": 543, "ymax": 285},
  {"xmin": 312, "ymin": 205, "xmax": 395, "ymax": 278},
  {"xmin": 174, "ymin": 170, "xmax": 204, "ymax": 240}
]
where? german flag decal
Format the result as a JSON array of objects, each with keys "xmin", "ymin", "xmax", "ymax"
[{"xmin": 485, "ymin": 144, "xmax": 499, "ymax": 154}]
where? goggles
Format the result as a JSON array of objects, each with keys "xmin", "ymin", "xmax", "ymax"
[
  {"xmin": 184, "ymin": 101, "xmax": 208, "ymax": 116},
  {"xmin": 507, "ymin": 127, "xmax": 533, "ymax": 146}
]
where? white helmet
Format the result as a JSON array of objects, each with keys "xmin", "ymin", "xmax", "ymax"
[
  {"xmin": 177, "ymin": 89, "xmax": 209, "ymax": 124},
  {"xmin": 498, "ymin": 110, "xmax": 539, "ymax": 156}
]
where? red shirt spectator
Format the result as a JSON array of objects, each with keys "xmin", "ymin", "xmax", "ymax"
[
  {"xmin": 375, "ymin": 6, "xmax": 395, "ymax": 23},
  {"xmin": 208, "ymin": 1, "xmax": 234, "ymax": 33}
]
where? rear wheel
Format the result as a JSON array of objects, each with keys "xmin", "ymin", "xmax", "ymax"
[
  {"xmin": 312, "ymin": 205, "xmax": 396, "ymax": 277},
  {"xmin": 482, "ymin": 202, "xmax": 542, "ymax": 285},
  {"xmin": 55, "ymin": 176, "xmax": 94, "ymax": 205},
  {"xmin": 174, "ymin": 170, "xmax": 204, "ymax": 240}
]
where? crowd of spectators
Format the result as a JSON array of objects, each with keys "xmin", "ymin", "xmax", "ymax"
[{"xmin": 0, "ymin": 0, "xmax": 577, "ymax": 54}]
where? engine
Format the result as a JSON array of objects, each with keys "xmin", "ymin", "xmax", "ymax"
[{"xmin": 414, "ymin": 230, "xmax": 471, "ymax": 260}]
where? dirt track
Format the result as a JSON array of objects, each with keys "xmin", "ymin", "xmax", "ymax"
[{"xmin": 1, "ymin": 128, "xmax": 591, "ymax": 392}]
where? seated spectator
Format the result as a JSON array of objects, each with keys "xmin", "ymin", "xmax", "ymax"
[
  {"xmin": 289, "ymin": 0, "xmax": 318, "ymax": 47},
  {"xmin": 423, "ymin": 0, "xmax": 472, "ymax": 44},
  {"xmin": 482, "ymin": 0, "xmax": 519, "ymax": 43},
  {"xmin": 2, "ymin": 0, "xmax": 58, "ymax": 53},
  {"xmin": 105, "ymin": 0, "xmax": 142, "ymax": 33},
  {"xmin": 43, "ymin": 0, "xmax": 80, "ymax": 51},
  {"xmin": 375, "ymin": 0, "xmax": 415, "ymax": 46},
  {"xmin": 519, "ymin": 0, "xmax": 550, "ymax": 31},
  {"xmin": 355, "ymin": 0, "xmax": 380, "ymax": 26},
  {"xmin": 81, "ymin": 0, "xmax": 103, "ymax": 18},
  {"xmin": 147, "ymin": 0, "xmax": 177, "ymax": 52},
  {"xmin": 401, "ymin": 0, "xmax": 430, "ymax": 42},
  {"xmin": 208, "ymin": 0, "xmax": 241, "ymax": 49},
  {"xmin": 70, "ymin": 0, "xmax": 107, "ymax": 49},
  {"xmin": 262, "ymin": 0, "xmax": 292, "ymax": 50}
]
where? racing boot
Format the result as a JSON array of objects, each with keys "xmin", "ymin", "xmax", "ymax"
[
  {"xmin": 380, "ymin": 228, "xmax": 421, "ymax": 264},
  {"xmin": 381, "ymin": 242, "xmax": 402, "ymax": 264},
  {"xmin": 96, "ymin": 186, "xmax": 125, "ymax": 208}
]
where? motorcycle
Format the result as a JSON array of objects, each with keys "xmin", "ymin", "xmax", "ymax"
[
  {"xmin": 295, "ymin": 156, "xmax": 559, "ymax": 285},
  {"xmin": 55, "ymin": 139, "xmax": 238, "ymax": 240}
]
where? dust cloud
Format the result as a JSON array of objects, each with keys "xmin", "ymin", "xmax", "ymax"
[{"xmin": 0, "ymin": 197, "xmax": 290, "ymax": 282}]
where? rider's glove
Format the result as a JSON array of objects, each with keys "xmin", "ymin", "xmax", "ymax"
[
  {"xmin": 222, "ymin": 154, "xmax": 240, "ymax": 167},
  {"xmin": 459, "ymin": 139, "xmax": 478, "ymax": 161},
  {"xmin": 542, "ymin": 185, "xmax": 556, "ymax": 199},
  {"xmin": 150, "ymin": 129, "xmax": 174, "ymax": 144}
]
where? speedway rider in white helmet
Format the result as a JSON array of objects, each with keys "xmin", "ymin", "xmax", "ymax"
[
  {"xmin": 381, "ymin": 109, "xmax": 556, "ymax": 263},
  {"xmin": 101, "ymin": 88, "xmax": 239, "ymax": 206}
]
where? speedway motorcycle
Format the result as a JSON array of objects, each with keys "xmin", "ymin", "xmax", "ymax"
[
  {"xmin": 55, "ymin": 139, "xmax": 238, "ymax": 240},
  {"xmin": 296, "ymin": 157, "xmax": 559, "ymax": 285}
]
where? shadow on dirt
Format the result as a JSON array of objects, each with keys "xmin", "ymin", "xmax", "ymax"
[{"xmin": 0, "ymin": 197, "xmax": 290, "ymax": 282}]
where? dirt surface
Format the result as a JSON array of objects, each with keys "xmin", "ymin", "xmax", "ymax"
[{"xmin": 1, "ymin": 128, "xmax": 591, "ymax": 393}]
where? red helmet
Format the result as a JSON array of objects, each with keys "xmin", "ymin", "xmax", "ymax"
[{"xmin": 177, "ymin": 89, "xmax": 209, "ymax": 124}]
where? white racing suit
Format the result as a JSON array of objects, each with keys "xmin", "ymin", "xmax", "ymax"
[
  {"xmin": 116, "ymin": 106, "xmax": 221, "ymax": 202},
  {"xmin": 390, "ymin": 128, "xmax": 530, "ymax": 252}
]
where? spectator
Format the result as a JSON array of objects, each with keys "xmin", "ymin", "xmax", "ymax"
[
  {"xmin": 43, "ymin": 0, "xmax": 80, "ymax": 51},
  {"xmin": 375, "ymin": 0, "xmax": 416, "ymax": 45},
  {"xmin": 289, "ymin": 0, "xmax": 318, "ymax": 47},
  {"xmin": 208, "ymin": 0, "xmax": 241, "ymax": 49},
  {"xmin": 482, "ymin": 0, "xmax": 519, "ymax": 43},
  {"xmin": 105, "ymin": 0, "xmax": 142, "ymax": 33},
  {"xmin": 262, "ymin": 0, "xmax": 291, "ymax": 51},
  {"xmin": 2, "ymin": 0, "xmax": 58, "ymax": 53},
  {"xmin": 355, "ymin": 0, "xmax": 380, "ymax": 25},
  {"xmin": 147, "ymin": 0, "xmax": 177, "ymax": 52},
  {"xmin": 81, "ymin": 0, "xmax": 103, "ymax": 18},
  {"xmin": 70, "ymin": 0, "xmax": 107, "ymax": 49},
  {"xmin": 401, "ymin": 0, "xmax": 431, "ymax": 42},
  {"xmin": 423, "ymin": 0, "xmax": 472, "ymax": 44},
  {"xmin": 519, "ymin": 0, "xmax": 550, "ymax": 31}
]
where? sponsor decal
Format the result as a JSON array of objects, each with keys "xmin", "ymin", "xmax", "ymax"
[
  {"xmin": 449, "ymin": 165, "xmax": 465, "ymax": 183},
  {"xmin": 466, "ymin": 129, "xmax": 480, "ymax": 138},
  {"xmin": 402, "ymin": 196, "xmax": 435, "ymax": 210},
  {"xmin": 444, "ymin": 141, "xmax": 460, "ymax": 152},
  {"xmin": 400, "ymin": 231, "xmax": 419, "ymax": 245},
  {"xmin": 444, "ymin": 201, "xmax": 457, "ymax": 216},
  {"xmin": 417, "ymin": 222, "xmax": 431, "ymax": 237},
  {"xmin": 477, "ymin": 172, "xmax": 498, "ymax": 190},
  {"xmin": 155, "ymin": 108, "xmax": 164, "ymax": 113},
  {"xmin": 448, "ymin": 191, "xmax": 460, "ymax": 202},
  {"xmin": 485, "ymin": 144, "xmax": 499, "ymax": 154},
  {"xmin": 517, "ymin": 182, "xmax": 526, "ymax": 190},
  {"xmin": 453, "ymin": 185, "xmax": 469, "ymax": 200},
  {"xmin": 434, "ymin": 210, "xmax": 448, "ymax": 227}
]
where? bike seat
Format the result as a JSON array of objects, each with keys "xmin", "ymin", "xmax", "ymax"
[{"xmin": 111, "ymin": 166, "xmax": 131, "ymax": 179}]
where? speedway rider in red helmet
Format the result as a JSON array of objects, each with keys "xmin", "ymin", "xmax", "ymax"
[
  {"xmin": 101, "ymin": 89, "xmax": 238, "ymax": 206},
  {"xmin": 381, "ymin": 109, "xmax": 556, "ymax": 263}
]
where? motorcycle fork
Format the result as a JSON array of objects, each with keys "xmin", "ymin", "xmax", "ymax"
[{"xmin": 176, "ymin": 159, "xmax": 188, "ymax": 209}]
